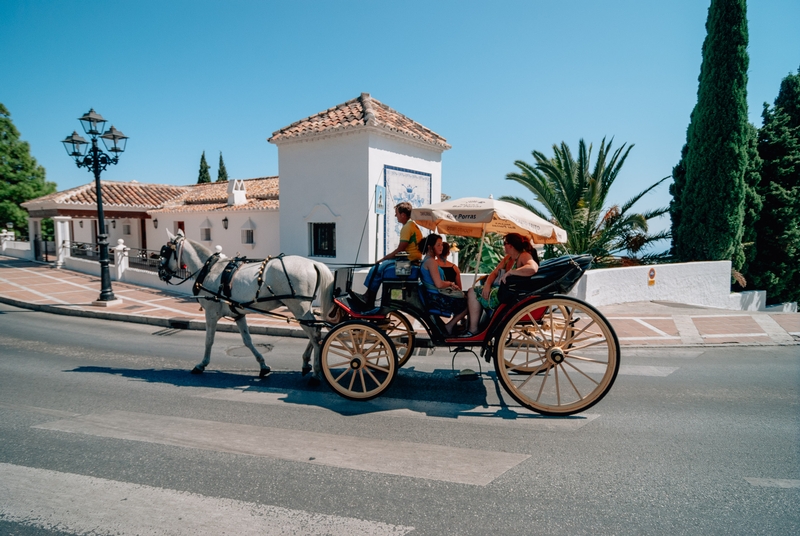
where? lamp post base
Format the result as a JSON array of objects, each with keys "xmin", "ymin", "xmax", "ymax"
[{"xmin": 92, "ymin": 298, "xmax": 124, "ymax": 307}]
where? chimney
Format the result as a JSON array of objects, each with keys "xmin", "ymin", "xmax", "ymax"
[{"xmin": 227, "ymin": 179, "xmax": 246, "ymax": 206}]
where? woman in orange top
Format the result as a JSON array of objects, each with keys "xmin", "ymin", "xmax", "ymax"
[{"xmin": 460, "ymin": 233, "xmax": 539, "ymax": 338}]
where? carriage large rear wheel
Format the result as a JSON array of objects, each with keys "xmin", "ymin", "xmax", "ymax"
[
  {"xmin": 494, "ymin": 296, "xmax": 620, "ymax": 416},
  {"xmin": 321, "ymin": 320, "xmax": 399, "ymax": 401}
]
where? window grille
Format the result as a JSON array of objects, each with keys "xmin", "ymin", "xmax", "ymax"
[{"xmin": 242, "ymin": 229, "xmax": 254, "ymax": 245}]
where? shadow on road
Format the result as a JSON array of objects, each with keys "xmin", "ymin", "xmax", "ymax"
[{"xmin": 65, "ymin": 365, "xmax": 548, "ymax": 421}]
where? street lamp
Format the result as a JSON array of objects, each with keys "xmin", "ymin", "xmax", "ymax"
[{"xmin": 62, "ymin": 109, "xmax": 128, "ymax": 303}]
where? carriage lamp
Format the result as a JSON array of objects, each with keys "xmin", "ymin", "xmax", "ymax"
[
  {"xmin": 222, "ymin": 217, "xmax": 229, "ymax": 230},
  {"xmin": 153, "ymin": 218, "xmax": 158, "ymax": 229},
  {"xmin": 62, "ymin": 109, "xmax": 129, "ymax": 304}
]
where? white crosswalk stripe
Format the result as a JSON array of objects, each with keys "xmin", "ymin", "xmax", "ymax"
[
  {"xmin": 200, "ymin": 388, "xmax": 600, "ymax": 431},
  {"xmin": 0, "ymin": 462, "xmax": 413, "ymax": 535},
  {"xmin": 34, "ymin": 410, "xmax": 529, "ymax": 486}
]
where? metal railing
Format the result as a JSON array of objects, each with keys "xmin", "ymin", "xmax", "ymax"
[
  {"xmin": 127, "ymin": 246, "xmax": 190, "ymax": 279},
  {"xmin": 70, "ymin": 241, "xmax": 115, "ymax": 265}
]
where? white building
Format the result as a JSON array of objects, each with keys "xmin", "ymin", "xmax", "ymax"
[
  {"xmin": 21, "ymin": 93, "xmax": 450, "ymax": 264},
  {"xmin": 269, "ymin": 92, "xmax": 450, "ymax": 264}
]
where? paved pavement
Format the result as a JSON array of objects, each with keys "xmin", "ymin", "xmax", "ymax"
[{"xmin": 1, "ymin": 255, "xmax": 798, "ymax": 347}]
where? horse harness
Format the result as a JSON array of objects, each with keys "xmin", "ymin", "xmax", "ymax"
[{"xmin": 191, "ymin": 252, "xmax": 322, "ymax": 324}]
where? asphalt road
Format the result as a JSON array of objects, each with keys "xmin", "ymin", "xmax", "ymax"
[{"xmin": 0, "ymin": 302, "xmax": 798, "ymax": 535}]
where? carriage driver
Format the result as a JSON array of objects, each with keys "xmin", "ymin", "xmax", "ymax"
[{"xmin": 350, "ymin": 201, "xmax": 422, "ymax": 310}]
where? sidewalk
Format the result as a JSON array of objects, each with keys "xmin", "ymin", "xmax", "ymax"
[{"xmin": 1, "ymin": 255, "xmax": 798, "ymax": 347}]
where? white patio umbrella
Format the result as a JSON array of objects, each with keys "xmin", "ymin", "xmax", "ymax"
[{"xmin": 411, "ymin": 197, "xmax": 567, "ymax": 283}]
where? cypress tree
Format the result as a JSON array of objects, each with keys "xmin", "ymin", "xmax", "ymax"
[
  {"xmin": 0, "ymin": 103, "xmax": 56, "ymax": 236},
  {"xmin": 670, "ymin": 0, "xmax": 749, "ymax": 262},
  {"xmin": 733, "ymin": 123, "xmax": 763, "ymax": 277},
  {"xmin": 197, "ymin": 151, "xmax": 211, "ymax": 184},
  {"xmin": 216, "ymin": 152, "xmax": 228, "ymax": 182},
  {"xmin": 746, "ymin": 69, "xmax": 800, "ymax": 303}
]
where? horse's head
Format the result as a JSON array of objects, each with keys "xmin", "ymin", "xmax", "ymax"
[{"xmin": 158, "ymin": 229, "xmax": 185, "ymax": 282}]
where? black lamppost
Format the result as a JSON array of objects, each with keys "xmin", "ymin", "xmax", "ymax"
[{"xmin": 62, "ymin": 109, "xmax": 128, "ymax": 303}]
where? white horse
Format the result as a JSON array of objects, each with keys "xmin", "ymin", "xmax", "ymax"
[{"xmin": 158, "ymin": 230, "xmax": 334, "ymax": 383}]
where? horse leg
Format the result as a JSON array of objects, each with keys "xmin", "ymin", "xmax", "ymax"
[
  {"xmin": 298, "ymin": 322, "xmax": 323, "ymax": 386},
  {"xmin": 234, "ymin": 315, "xmax": 271, "ymax": 377},
  {"xmin": 301, "ymin": 341, "xmax": 313, "ymax": 376},
  {"xmin": 193, "ymin": 306, "xmax": 220, "ymax": 374}
]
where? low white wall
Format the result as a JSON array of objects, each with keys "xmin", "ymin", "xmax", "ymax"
[
  {"xmin": 1, "ymin": 241, "xmax": 34, "ymax": 260},
  {"xmin": 567, "ymin": 260, "xmax": 735, "ymax": 309},
  {"xmin": 64, "ymin": 256, "xmax": 101, "ymax": 276},
  {"xmin": 120, "ymin": 267, "xmax": 193, "ymax": 296}
]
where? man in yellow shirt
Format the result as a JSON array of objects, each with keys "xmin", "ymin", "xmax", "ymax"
[{"xmin": 352, "ymin": 202, "xmax": 422, "ymax": 310}]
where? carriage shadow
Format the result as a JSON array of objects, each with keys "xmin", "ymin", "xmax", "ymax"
[{"xmin": 66, "ymin": 365, "xmax": 567, "ymax": 421}]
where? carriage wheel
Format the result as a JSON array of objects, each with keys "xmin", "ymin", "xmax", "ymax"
[
  {"xmin": 321, "ymin": 320, "xmax": 398, "ymax": 401},
  {"xmin": 379, "ymin": 311, "xmax": 415, "ymax": 368},
  {"xmin": 494, "ymin": 296, "xmax": 619, "ymax": 416},
  {"xmin": 503, "ymin": 308, "xmax": 575, "ymax": 375}
]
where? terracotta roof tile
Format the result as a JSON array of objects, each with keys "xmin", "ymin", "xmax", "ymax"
[
  {"xmin": 149, "ymin": 177, "xmax": 280, "ymax": 214},
  {"xmin": 269, "ymin": 93, "xmax": 450, "ymax": 150},
  {"xmin": 22, "ymin": 181, "xmax": 190, "ymax": 209}
]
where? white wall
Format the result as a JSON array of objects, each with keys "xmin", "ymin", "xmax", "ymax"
[
  {"xmin": 567, "ymin": 261, "xmax": 735, "ymax": 309},
  {"xmin": 367, "ymin": 133, "xmax": 442, "ymax": 262},
  {"xmin": 276, "ymin": 130, "xmax": 443, "ymax": 266},
  {"xmin": 278, "ymin": 132, "xmax": 369, "ymax": 264},
  {"xmin": 147, "ymin": 211, "xmax": 280, "ymax": 259}
]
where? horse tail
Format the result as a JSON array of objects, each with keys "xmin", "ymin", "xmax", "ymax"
[{"xmin": 312, "ymin": 261, "xmax": 335, "ymax": 319}]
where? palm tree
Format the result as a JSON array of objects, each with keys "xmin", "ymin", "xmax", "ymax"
[{"xmin": 503, "ymin": 138, "xmax": 670, "ymax": 265}]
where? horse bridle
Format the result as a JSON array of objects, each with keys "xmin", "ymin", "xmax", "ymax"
[{"xmin": 158, "ymin": 235, "xmax": 186, "ymax": 283}]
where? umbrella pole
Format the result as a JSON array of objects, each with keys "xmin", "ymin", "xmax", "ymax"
[{"xmin": 472, "ymin": 226, "xmax": 486, "ymax": 288}]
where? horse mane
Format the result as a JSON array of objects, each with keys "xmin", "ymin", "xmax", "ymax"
[{"xmin": 187, "ymin": 239, "xmax": 213, "ymax": 260}]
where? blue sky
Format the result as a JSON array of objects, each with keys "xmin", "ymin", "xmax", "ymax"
[{"xmin": 2, "ymin": 0, "xmax": 799, "ymax": 238}]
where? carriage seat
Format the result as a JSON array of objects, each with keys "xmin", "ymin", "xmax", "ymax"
[{"xmin": 499, "ymin": 254, "xmax": 592, "ymax": 302}]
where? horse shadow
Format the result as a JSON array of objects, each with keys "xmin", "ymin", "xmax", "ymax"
[{"xmin": 67, "ymin": 366, "xmax": 578, "ymax": 422}]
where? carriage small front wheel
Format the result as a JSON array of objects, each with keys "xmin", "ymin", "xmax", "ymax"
[
  {"xmin": 321, "ymin": 320, "xmax": 399, "ymax": 401},
  {"xmin": 494, "ymin": 296, "xmax": 620, "ymax": 416}
]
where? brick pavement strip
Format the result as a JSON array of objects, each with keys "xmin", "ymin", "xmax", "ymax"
[{"xmin": 1, "ymin": 255, "xmax": 798, "ymax": 347}]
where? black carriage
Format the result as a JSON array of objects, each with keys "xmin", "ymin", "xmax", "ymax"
[{"xmin": 320, "ymin": 254, "xmax": 620, "ymax": 416}]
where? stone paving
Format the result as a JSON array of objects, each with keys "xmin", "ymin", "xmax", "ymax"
[{"xmin": 1, "ymin": 255, "xmax": 798, "ymax": 347}]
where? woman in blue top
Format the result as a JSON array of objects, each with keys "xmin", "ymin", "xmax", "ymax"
[{"xmin": 420, "ymin": 233, "xmax": 468, "ymax": 336}]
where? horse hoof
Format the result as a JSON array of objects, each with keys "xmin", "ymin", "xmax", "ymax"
[
  {"xmin": 307, "ymin": 377, "xmax": 321, "ymax": 387},
  {"xmin": 259, "ymin": 367, "xmax": 271, "ymax": 378},
  {"xmin": 190, "ymin": 367, "xmax": 204, "ymax": 375},
  {"xmin": 301, "ymin": 364, "xmax": 312, "ymax": 376}
]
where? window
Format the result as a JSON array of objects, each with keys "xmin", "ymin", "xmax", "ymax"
[
  {"xmin": 122, "ymin": 224, "xmax": 131, "ymax": 236},
  {"xmin": 201, "ymin": 228, "xmax": 211, "ymax": 241},
  {"xmin": 240, "ymin": 218, "xmax": 256, "ymax": 248},
  {"xmin": 310, "ymin": 223, "xmax": 336, "ymax": 257}
]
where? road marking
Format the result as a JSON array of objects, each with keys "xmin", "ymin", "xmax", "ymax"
[
  {"xmin": 673, "ymin": 315, "xmax": 704, "ymax": 345},
  {"xmin": 199, "ymin": 388, "xmax": 600, "ymax": 431},
  {"xmin": 702, "ymin": 333, "xmax": 771, "ymax": 338},
  {"xmin": 744, "ymin": 478, "xmax": 800, "ymax": 489},
  {"xmin": 0, "ymin": 275, "xmax": 71, "ymax": 304},
  {"xmin": 34, "ymin": 410, "xmax": 529, "ymax": 486},
  {"xmin": 632, "ymin": 318, "xmax": 673, "ymax": 337},
  {"xmin": 0, "ymin": 462, "xmax": 413, "ymax": 535},
  {"xmin": 0, "ymin": 403, "xmax": 81, "ymax": 418},
  {"xmin": 0, "ymin": 264, "xmax": 197, "ymax": 316},
  {"xmin": 750, "ymin": 315, "xmax": 796, "ymax": 344}
]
